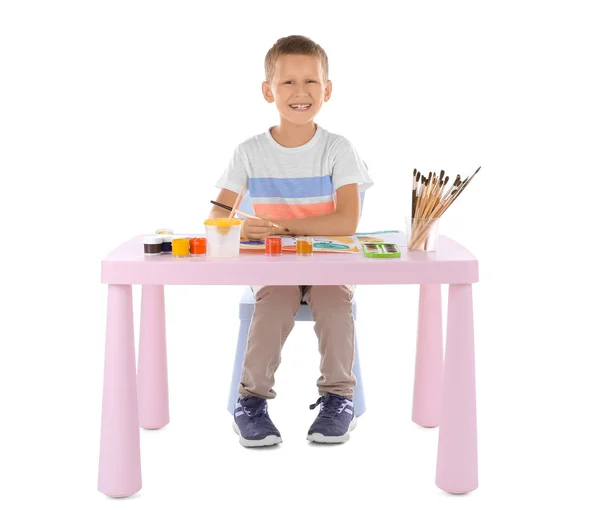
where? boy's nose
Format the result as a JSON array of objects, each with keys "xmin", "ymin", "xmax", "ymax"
[{"xmin": 293, "ymin": 84, "xmax": 308, "ymax": 94}]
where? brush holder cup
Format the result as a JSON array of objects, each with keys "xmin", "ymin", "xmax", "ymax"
[
  {"xmin": 406, "ymin": 217, "xmax": 440, "ymax": 252},
  {"xmin": 204, "ymin": 218, "xmax": 242, "ymax": 258}
]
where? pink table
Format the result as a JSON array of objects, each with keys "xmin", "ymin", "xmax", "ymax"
[{"xmin": 99, "ymin": 232, "xmax": 479, "ymax": 497}]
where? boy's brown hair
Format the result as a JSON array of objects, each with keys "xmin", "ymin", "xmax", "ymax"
[{"xmin": 264, "ymin": 35, "xmax": 329, "ymax": 84}]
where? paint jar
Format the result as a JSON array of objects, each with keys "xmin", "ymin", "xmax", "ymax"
[
  {"xmin": 156, "ymin": 228, "xmax": 174, "ymax": 235},
  {"xmin": 265, "ymin": 237, "xmax": 282, "ymax": 256},
  {"xmin": 296, "ymin": 237, "xmax": 313, "ymax": 256},
  {"xmin": 190, "ymin": 237, "xmax": 207, "ymax": 256},
  {"xmin": 172, "ymin": 236, "xmax": 190, "ymax": 257},
  {"xmin": 405, "ymin": 217, "xmax": 440, "ymax": 252},
  {"xmin": 143, "ymin": 236, "xmax": 162, "ymax": 255},
  {"xmin": 204, "ymin": 218, "xmax": 242, "ymax": 258},
  {"xmin": 160, "ymin": 234, "xmax": 173, "ymax": 253}
]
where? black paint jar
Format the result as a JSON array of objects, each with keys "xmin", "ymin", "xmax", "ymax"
[{"xmin": 144, "ymin": 236, "xmax": 162, "ymax": 255}]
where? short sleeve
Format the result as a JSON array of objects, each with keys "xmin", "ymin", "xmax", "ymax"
[
  {"xmin": 216, "ymin": 145, "xmax": 249, "ymax": 195},
  {"xmin": 331, "ymin": 138, "xmax": 374, "ymax": 193}
]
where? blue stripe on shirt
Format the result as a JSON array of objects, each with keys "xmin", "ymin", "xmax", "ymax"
[{"xmin": 248, "ymin": 176, "xmax": 333, "ymax": 198}]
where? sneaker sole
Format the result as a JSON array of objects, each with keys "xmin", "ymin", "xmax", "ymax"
[
  {"xmin": 232, "ymin": 421, "xmax": 282, "ymax": 447},
  {"xmin": 307, "ymin": 417, "xmax": 358, "ymax": 444}
]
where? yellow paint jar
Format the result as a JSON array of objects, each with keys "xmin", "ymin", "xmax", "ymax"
[
  {"xmin": 296, "ymin": 237, "xmax": 313, "ymax": 256},
  {"xmin": 172, "ymin": 236, "xmax": 190, "ymax": 257}
]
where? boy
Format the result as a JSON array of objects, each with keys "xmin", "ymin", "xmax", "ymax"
[{"xmin": 210, "ymin": 35, "xmax": 373, "ymax": 447}]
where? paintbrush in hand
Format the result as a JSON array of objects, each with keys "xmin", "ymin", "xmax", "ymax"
[{"xmin": 210, "ymin": 200, "xmax": 281, "ymax": 228}]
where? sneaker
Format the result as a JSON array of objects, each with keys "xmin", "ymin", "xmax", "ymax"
[
  {"xmin": 233, "ymin": 396, "xmax": 282, "ymax": 447},
  {"xmin": 307, "ymin": 393, "xmax": 357, "ymax": 443}
]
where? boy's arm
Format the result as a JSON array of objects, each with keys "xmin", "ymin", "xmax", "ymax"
[
  {"xmin": 278, "ymin": 184, "xmax": 361, "ymax": 236},
  {"xmin": 209, "ymin": 188, "xmax": 240, "ymax": 219}
]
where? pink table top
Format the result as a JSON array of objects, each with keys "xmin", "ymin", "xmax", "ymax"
[{"xmin": 101, "ymin": 233, "xmax": 478, "ymax": 285}]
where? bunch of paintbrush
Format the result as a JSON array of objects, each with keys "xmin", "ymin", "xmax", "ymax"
[{"xmin": 409, "ymin": 166, "xmax": 481, "ymax": 249}]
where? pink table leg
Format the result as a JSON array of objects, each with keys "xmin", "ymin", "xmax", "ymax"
[
  {"xmin": 138, "ymin": 285, "xmax": 169, "ymax": 429},
  {"xmin": 98, "ymin": 284, "xmax": 142, "ymax": 497},
  {"xmin": 435, "ymin": 283, "xmax": 478, "ymax": 494},
  {"xmin": 412, "ymin": 284, "xmax": 444, "ymax": 428}
]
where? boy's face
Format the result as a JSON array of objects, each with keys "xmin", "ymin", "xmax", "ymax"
[{"xmin": 262, "ymin": 54, "xmax": 332, "ymax": 125}]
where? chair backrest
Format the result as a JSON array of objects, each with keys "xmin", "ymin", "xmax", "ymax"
[{"xmin": 238, "ymin": 189, "xmax": 366, "ymax": 218}]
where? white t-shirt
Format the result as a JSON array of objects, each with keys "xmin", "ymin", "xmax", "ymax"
[{"xmin": 217, "ymin": 124, "xmax": 373, "ymax": 295}]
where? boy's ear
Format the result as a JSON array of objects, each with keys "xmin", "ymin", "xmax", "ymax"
[
  {"xmin": 324, "ymin": 80, "xmax": 332, "ymax": 102},
  {"xmin": 262, "ymin": 81, "xmax": 274, "ymax": 103}
]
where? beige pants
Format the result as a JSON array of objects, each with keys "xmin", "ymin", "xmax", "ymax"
[{"xmin": 239, "ymin": 285, "xmax": 356, "ymax": 400}]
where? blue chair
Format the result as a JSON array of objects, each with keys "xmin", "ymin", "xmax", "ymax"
[{"xmin": 227, "ymin": 190, "xmax": 367, "ymax": 417}]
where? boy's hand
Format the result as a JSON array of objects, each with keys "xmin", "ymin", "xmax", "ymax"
[{"xmin": 242, "ymin": 215, "xmax": 276, "ymax": 240}]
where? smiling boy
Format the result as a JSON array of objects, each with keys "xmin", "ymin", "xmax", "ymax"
[{"xmin": 210, "ymin": 35, "xmax": 373, "ymax": 447}]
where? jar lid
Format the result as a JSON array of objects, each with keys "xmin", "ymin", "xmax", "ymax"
[
  {"xmin": 156, "ymin": 228, "xmax": 174, "ymax": 235},
  {"xmin": 172, "ymin": 235, "xmax": 189, "ymax": 241},
  {"xmin": 204, "ymin": 218, "xmax": 242, "ymax": 227},
  {"xmin": 143, "ymin": 235, "xmax": 163, "ymax": 244},
  {"xmin": 160, "ymin": 234, "xmax": 173, "ymax": 242}
]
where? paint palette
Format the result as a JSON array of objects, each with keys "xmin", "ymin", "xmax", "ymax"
[{"xmin": 362, "ymin": 242, "xmax": 401, "ymax": 258}]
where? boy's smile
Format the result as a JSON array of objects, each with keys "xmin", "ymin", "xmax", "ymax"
[
  {"xmin": 263, "ymin": 54, "xmax": 332, "ymax": 126},
  {"xmin": 290, "ymin": 103, "xmax": 311, "ymax": 112}
]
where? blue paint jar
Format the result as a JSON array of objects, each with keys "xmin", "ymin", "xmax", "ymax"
[{"xmin": 160, "ymin": 234, "xmax": 173, "ymax": 253}]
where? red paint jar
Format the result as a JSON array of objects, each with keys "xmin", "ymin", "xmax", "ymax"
[
  {"xmin": 190, "ymin": 237, "xmax": 207, "ymax": 256},
  {"xmin": 265, "ymin": 237, "xmax": 282, "ymax": 256}
]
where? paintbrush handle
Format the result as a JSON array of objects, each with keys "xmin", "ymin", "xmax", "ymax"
[
  {"xmin": 229, "ymin": 184, "xmax": 245, "ymax": 220},
  {"xmin": 210, "ymin": 200, "xmax": 280, "ymax": 228},
  {"xmin": 408, "ymin": 219, "xmax": 435, "ymax": 249},
  {"xmin": 234, "ymin": 208, "xmax": 280, "ymax": 228},
  {"xmin": 409, "ymin": 177, "xmax": 442, "ymax": 246},
  {"xmin": 409, "ymin": 182, "xmax": 449, "ymax": 247},
  {"xmin": 415, "ymin": 181, "xmax": 426, "ymax": 219},
  {"xmin": 408, "ymin": 190, "xmax": 458, "ymax": 248},
  {"xmin": 421, "ymin": 176, "xmax": 441, "ymax": 219}
]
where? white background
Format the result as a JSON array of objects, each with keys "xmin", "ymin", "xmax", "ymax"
[{"xmin": 1, "ymin": 0, "xmax": 599, "ymax": 520}]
